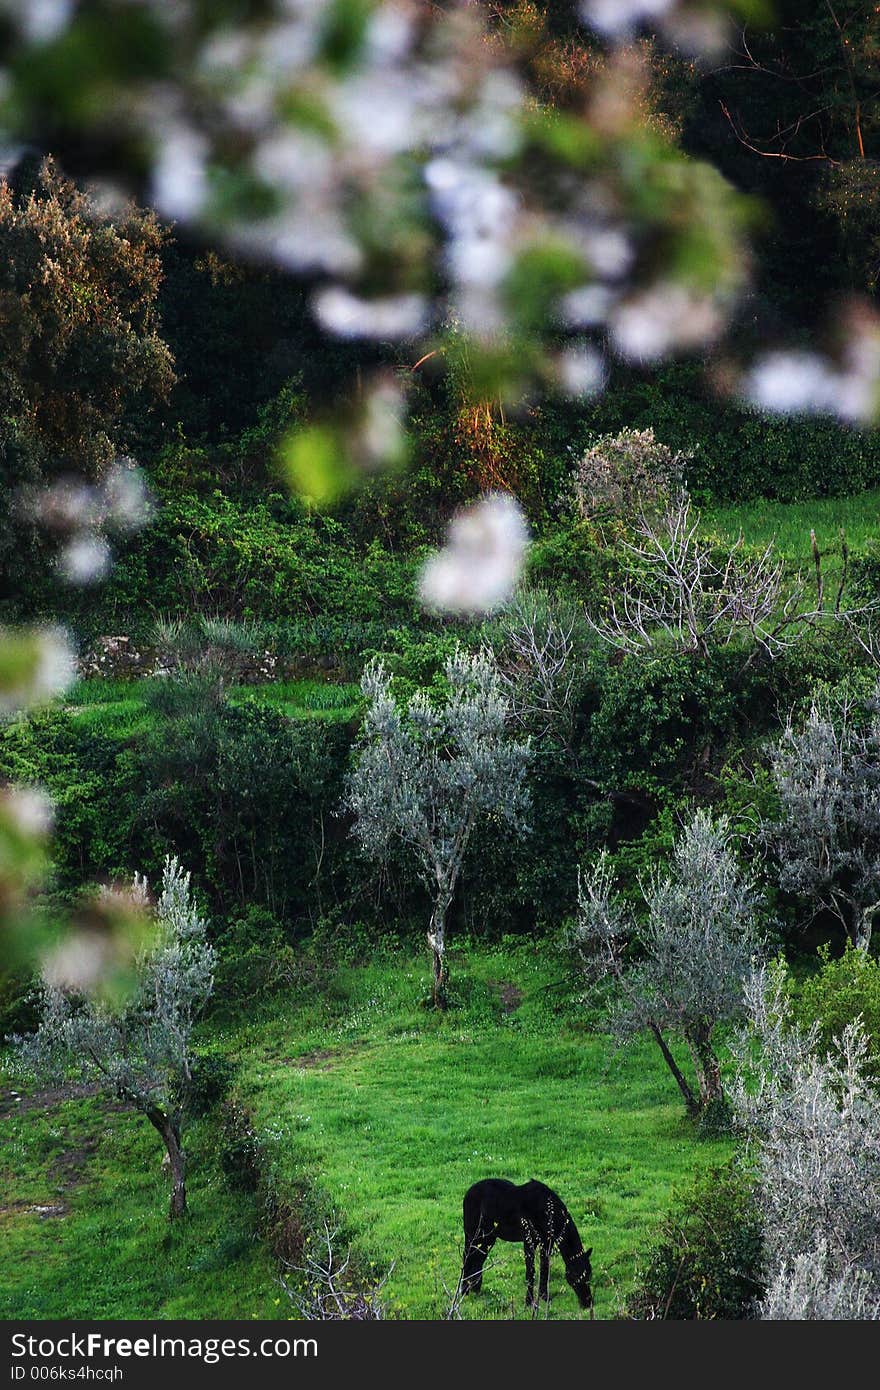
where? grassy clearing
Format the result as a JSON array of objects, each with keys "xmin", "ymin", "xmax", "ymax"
[
  {"xmin": 705, "ymin": 487, "xmax": 880, "ymax": 564},
  {"xmin": 62, "ymin": 678, "xmax": 361, "ymax": 737},
  {"xmin": 1, "ymin": 942, "xmax": 731, "ymax": 1321},
  {"xmin": 0, "ymin": 1090, "xmax": 280, "ymax": 1320},
  {"xmin": 229, "ymin": 940, "xmax": 731, "ymax": 1321}
]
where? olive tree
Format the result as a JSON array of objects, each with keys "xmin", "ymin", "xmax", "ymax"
[
  {"xmin": 733, "ymin": 965, "xmax": 880, "ymax": 1319},
  {"xmin": 347, "ymin": 648, "xmax": 531, "ymax": 1008},
  {"xmin": 573, "ymin": 810, "xmax": 762, "ymax": 1117},
  {"xmin": 767, "ymin": 686, "xmax": 880, "ymax": 950},
  {"xmin": 15, "ymin": 857, "xmax": 215, "ymax": 1218}
]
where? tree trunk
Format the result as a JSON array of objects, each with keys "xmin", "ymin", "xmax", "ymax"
[
  {"xmin": 648, "ymin": 1024, "xmax": 699, "ymax": 1117},
  {"xmin": 427, "ymin": 894, "xmax": 451, "ymax": 1010},
  {"xmin": 148, "ymin": 1109, "xmax": 187, "ymax": 1218},
  {"xmin": 684, "ymin": 1023, "xmax": 724, "ymax": 1110},
  {"xmin": 855, "ymin": 902, "xmax": 879, "ymax": 952}
]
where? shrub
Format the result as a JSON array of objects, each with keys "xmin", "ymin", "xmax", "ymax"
[
  {"xmin": 213, "ymin": 907, "xmax": 296, "ymax": 1010},
  {"xmin": 185, "ymin": 1048, "xmax": 237, "ymax": 1116},
  {"xmin": 570, "ymin": 427, "xmax": 690, "ymax": 521},
  {"xmin": 627, "ymin": 1162, "xmax": 764, "ymax": 1320},
  {"xmin": 792, "ymin": 944, "xmax": 880, "ymax": 1077},
  {"xmin": 550, "ymin": 361, "xmax": 880, "ymax": 505}
]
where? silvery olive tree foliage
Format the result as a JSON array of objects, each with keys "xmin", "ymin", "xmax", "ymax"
[
  {"xmin": 732, "ymin": 965, "xmax": 880, "ymax": 1319},
  {"xmin": 767, "ymin": 684, "xmax": 880, "ymax": 950},
  {"xmin": 573, "ymin": 810, "xmax": 762, "ymax": 1115},
  {"xmin": 586, "ymin": 490, "xmax": 841, "ymax": 663},
  {"xmin": 760, "ymin": 1249, "xmax": 880, "ymax": 1322},
  {"xmin": 15, "ymin": 857, "xmax": 215, "ymax": 1218},
  {"xmin": 346, "ymin": 647, "xmax": 531, "ymax": 1007}
]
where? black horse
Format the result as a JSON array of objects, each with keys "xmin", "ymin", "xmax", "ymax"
[{"xmin": 461, "ymin": 1178, "xmax": 593, "ymax": 1312}]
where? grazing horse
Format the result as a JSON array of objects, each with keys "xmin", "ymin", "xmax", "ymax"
[{"xmin": 461, "ymin": 1178, "xmax": 593, "ymax": 1312}]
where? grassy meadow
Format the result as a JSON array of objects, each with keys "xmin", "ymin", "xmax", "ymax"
[
  {"xmin": 0, "ymin": 1093, "xmax": 279, "ymax": 1320},
  {"xmin": 0, "ymin": 940, "xmax": 729, "ymax": 1321},
  {"xmin": 62, "ymin": 677, "xmax": 362, "ymax": 739},
  {"xmin": 705, "ymin": 487, "xmax": 880, "ymax": 564},
  {"xmin": 6, "ymin": 486, "xmax": 874, "ymax": 1323}
]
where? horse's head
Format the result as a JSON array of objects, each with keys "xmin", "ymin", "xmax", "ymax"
[{"xmin": 565, "ymin": 1245, "xmax": 593, "ymax": 1312}]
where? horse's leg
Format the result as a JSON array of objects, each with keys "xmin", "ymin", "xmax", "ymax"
[
  {"xmin": 462, "ymin": 1223, "xmax": 495, "ymax": 1294},
  {"xmin": 524, "ymin": 1235, "xmax": 537, "ymax": 1310},
  {"xmin": 538, "ymin": 1246, "xmax": 550, "ymax": 1303}
]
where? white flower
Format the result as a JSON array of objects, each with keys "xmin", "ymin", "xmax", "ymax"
[
  {"xmin": 0, "ymin": 626, "xmax": 76, "ymax": 713},
  {"xmin": 58, "ymin": 535, "xmax": 112, "ymax": 585},
  {"xmin": 610, "ymin": 283, "xmax": 722, "ymax": 362},
  {"xmin": 419, "ymin": 493, "xmax": 530, "ymax": 615},
  {"xmin": 312, "ymin": 287, "xmax": 428, "ymax": 341},
  {"xmin": 42, "ymin": 932, "xmax": 113, "ymax": 995},
  {"xmin": 33, "ymin": 627, "xmax": 77, "ymax": 703},
  {"xmin": 743, "ymin": 340, "xmax": 880, "ymax": 424},
  {"xmin": 742, "ymin": 351, "xmax": 839, "ymax": 416},
  {"xmin": 3, "ymin": 785, "xmax": 54, "ymax": 837},
  {"xmin": 579, "ymin": 0, "xmax": 675, "ymax": 38},
  {"xmin": 151, "ymin": 121, "xmax": 209, "ymax": 223},
  {"xmin": 556, "ymin": 344, "xmax": 607, "ymax": 397},
  {"xmin": 102, "ymin": 461, "xmax": 154, "ymax": 531},
  {"xmin": 6, "ymin": 0, "xmax": 73, "ymax": 43},
  {"xmin": 559, "ymin": 284, "xmax": 615, "ymax": 328},
  {"xmin": 358, "ymin": 377, "xmax": 407, "ymax": 465}
]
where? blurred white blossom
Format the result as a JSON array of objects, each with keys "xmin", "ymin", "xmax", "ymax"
[
  {"xmin": 101, "ymin": 460, "xmax": 155, "ymax": 531},
  {"xmin": 150, "ymin": 121, "xmax": 209, "ymax": 223},
  {"xmin": 559, "ymin": 284, "xmax": 615, "ymax": 329},
  {"xmin": 743, "ymin": 328, "xmax": 880, "ymax": 423},
  {"xmin": 58, "ymin": 535, "xmax": 112, "ymax": 586},
  {"xmin": 556, "ymin": 344, "xmax": 607, "ymax": 397},
  {"xmin": 3, "ymin": 786, "xmax": 53, "ymax": 837},
  {"xmin": 357, "ymin": 376, "xmax": 408, "ymax": 465},
  {"xmin": 0, "ymin": 0, "xmax": 758, "ymax": 424},
  {"xmin": 610, "ymin": 282, "xmax": 723, "ymax": 362},
  {"xmin": 42, "ymin": 931, "xmax": 116, "ymax": 995},
  {"xmin": 580, "ymin": 0, "xmax": 675, "ymax": 38},
  {"xmin": 312, "ymin": 287, "xmax": 428, "ymax": 341},
  {"xmin": 1, "ymin": 0, "xmax": 73, "ymax": 42},
  {"xmin": 419, "ymin": 493, "xmax": 529, "ymax": 615},
  {"xmin": 743, "ymin": 351, "xmax": 838, "ymax": 417},
  {"xmin": 0, "ymin": 626, "xmax": 76, "ymax": 713}
]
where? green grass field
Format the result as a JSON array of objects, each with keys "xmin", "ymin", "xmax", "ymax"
[
  {"xmin": 62, "ymin": 678, "xmax": 361, "ymax": 739},
  {"xmin": 0, "ymin": 941, "xmax": 728, "ymax": 1321},
  {"xmin": 231, "ymin": 940, "xmax": 732, "ymax": 1320},
  {"xmin": 0, "ymin": 1093, "xmax": 280, "ymax": 1320},
  {"xmin": 705, "ymin": 487, "xmax": 880, "ymax": 563}
]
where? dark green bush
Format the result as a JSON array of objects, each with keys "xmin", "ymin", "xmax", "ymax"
[
  {"xmin": 0, "ymin": 708, "xmax": 152, "ymax": 893},
  {"xmin": 628, "ymin": 1162, "xmax": 764, "ymax": 1320},
  {"xmin": 213, "ymin": 906, "xmax": 296, "ymax": 1009},
  {"xmin": 185, "ymin": 1048, "xmax": 237, "ymax": 1117},
  {"xmin": 549, "ymin": 362, "xmax": 880, "ymax": 505},
  {"xmin": 218, "ymin": 1099, "xmax": 263, "ymax": 1193}
]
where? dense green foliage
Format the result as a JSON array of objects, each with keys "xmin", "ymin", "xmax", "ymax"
[
  {"xmin": 790, "ymin": 945, "xmax": 880, "ymax": 1077},
  {"xmin": 627, "ymin": 1161, "xmax": 764, "ymax": 1320}
]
